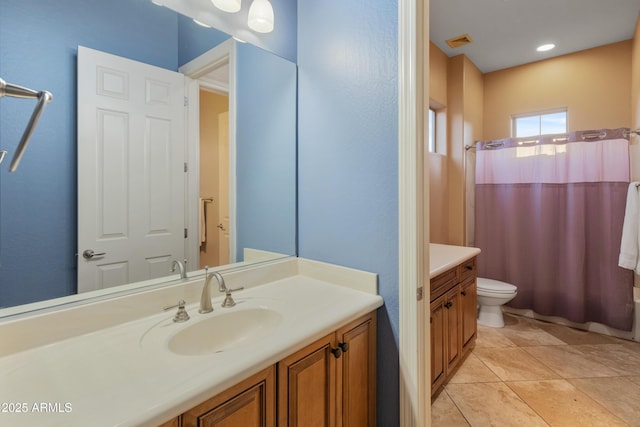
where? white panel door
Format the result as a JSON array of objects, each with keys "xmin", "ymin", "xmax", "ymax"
[{"xmin": 77, "ymin": 46, "xmax": 185, "ymax": 292}]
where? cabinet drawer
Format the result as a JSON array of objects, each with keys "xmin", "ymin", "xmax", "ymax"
[
  {"xmin": 459, "ymin": 257, "xmax": 476, "ymax": 282},
  {"xmin": 430, "ymin": 267, "xmax": 458, "ymax": 301}
]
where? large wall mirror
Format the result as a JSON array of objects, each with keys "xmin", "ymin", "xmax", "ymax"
[{"xmin": 0, "ymin": 0, "xmax": 297, "ymax": 314}]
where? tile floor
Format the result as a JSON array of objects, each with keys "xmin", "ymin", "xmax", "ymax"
[{"xmin": 432, "ymin": 313, "xmax": 640, "ymax": 426}]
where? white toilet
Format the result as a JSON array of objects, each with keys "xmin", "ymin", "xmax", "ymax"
[{"xmin": 477, "ymin": 278, "xmax": 518, "ymax": 328}]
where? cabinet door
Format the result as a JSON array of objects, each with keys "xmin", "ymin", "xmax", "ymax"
[
  {"xmin": 336, "ymin": 313, "xmax": 377, "ymax": 427},
  {"xmin": 445, "ymin": 287, "xmax": 461, "ymax": 373},
  {"xmin": 182, "ymin": 366, "xmax": 275, "ymax": 427},
  {"xmin": 460, "ymin": 277, "xmax": 477, "ymax": 353},
  {"xmin": 278, "ymin": 333, "xmax": 337, "ymax": 427},
  {"xmin": 430, "ymin": 295, "xmax": 447, "ymax": 395},
  {"xmin": 158, "ymin": 417, "xmax": 180, "ymax": 427}
]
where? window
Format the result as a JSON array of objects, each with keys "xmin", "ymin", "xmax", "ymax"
[
  {"xmin": 428, "ymin": 108, "xmax": 436, "ymax": 152},
  {"xmin": 512, "ymin": 109, "xmax": 567, "ymax": 137}
]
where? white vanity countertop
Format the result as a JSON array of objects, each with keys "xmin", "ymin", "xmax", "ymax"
[
  {"xmin": 0, "ymin": 258, "xmax": 383, "ymax": 426},
  {"xmin": 430, "ymin": 243, "xmax": 481, "ymax": 277}
]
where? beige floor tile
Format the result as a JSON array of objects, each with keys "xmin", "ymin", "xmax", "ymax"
[
  {"xmin": 449, "ymin": 353, "xmax": 501, "ymax": 384},
  {"xmin": 495, "ymin": 322, "xmax": 566, "ymax": 347},
  {"xmin": 569, "ymin": 377, "xmax": 640, "ymax": 426},
  {"xmin": 523, "ymin": 345, "xmax": 622, "ymax": 378},
  {"xmin": 446, "ymin": 382, "xmax": 548, "ymax": 427},
  {"xmin": 473, "ymin": 347, "xmax": 559, "ymax": 381},
  {"xmin": 440, "ymin": 315, "xmax": 640, "ymax": 427},
  {"xmin": 507, "ymin": 379, "xmax": 627, "ymax": 426},
  {"xmin": 572, "ymin": 344, "xmax": 640, "ymax": 376},
  {"xmin": 431, "ymin": 390, "xmax": 470, "ymax": 427},
  {"xmin": 620, "ymin": 339, "xmax": 640, "ymax": 351},
  {"xmin": 475, "ymin": 325, "xmax": 517, "ymax": 348},
  {"xmin": 534, "ymin": 322, "xmax": 622, "ymax": 345},
  {"xmin": 628, "ymin": 376, "xmax": 640, "ymax": 386}
]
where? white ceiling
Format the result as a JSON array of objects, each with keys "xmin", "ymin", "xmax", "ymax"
[{"xmin": 430, "ymin": 0, "xmax": 640, "ymax": 73}]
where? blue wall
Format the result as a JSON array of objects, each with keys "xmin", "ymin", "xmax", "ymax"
[
  {"xmin": 236, "ymin": 43, "xmax": 297, "ymax": 260},
  {"xmin": 168, "ymin": 0, "xmax": 297, "ymax": 62},
  {"xmin": 296, "ymin": 0, "xmax": 399, "ymax": 425},
  {"xmin": 0, "ymin": 0, "xmax": 179, "ymax": 307},
  {"xmin": 0, "ymin": 0, "xmax": 289, "ymax": 308},
  {"xmin": 178, "ymin": 14, "xmax": 230, "ymax": 66}
]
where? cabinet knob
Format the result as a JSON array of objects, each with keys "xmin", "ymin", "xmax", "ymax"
[
  {"xmin": 331, "ymin": 347, "xmax": 342, "ymax": 358},
  {"xmin": 465, "ymin": 265, "xmax": 473, "ymax": 270},
  {"xmin": 461, "ymin": 291, "xmax": 467, "ymax": 296},
  {"xmin": 338, "ymin": 342, "xmax": 349, "ymax": 353},
  {"xmin": 444, "ymin": 301, "xmax": 453, "ymax": 309}
]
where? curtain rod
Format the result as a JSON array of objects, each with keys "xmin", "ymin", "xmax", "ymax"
[
  {"xmin": 466, "ymin": 128, "xmax": 640, "ymax": 151},
  {"xmin": 465, "ymin": 141, "xmax": 504, "ymax": 151}
]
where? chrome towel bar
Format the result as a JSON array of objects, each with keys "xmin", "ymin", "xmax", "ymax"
[{"xmin": 0, "ymin": 77, "xmax": 53, "ymax": 172}]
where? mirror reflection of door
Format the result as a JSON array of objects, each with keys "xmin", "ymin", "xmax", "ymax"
[
  {"xmin": 77, "ymin": 47, "xmax": 186, "ymax": 292},
  {"xmin": 199, "ymin": 90, "xmax": 230, "ymax": 268}
]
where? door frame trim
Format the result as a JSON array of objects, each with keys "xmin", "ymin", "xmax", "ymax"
[
  {"xmin": 180, "ymin": 39, "xmax": 238, "ymax": 270},
  {"xmin": 398, "ymin": 0, "xmax": 428, "ymax": 425}
]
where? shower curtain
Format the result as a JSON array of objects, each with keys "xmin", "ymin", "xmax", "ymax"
[{"xmin": 475, "ymin": 128, "xmax": 635, "ymax": 331}]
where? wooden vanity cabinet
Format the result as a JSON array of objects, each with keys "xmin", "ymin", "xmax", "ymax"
[
  {"xmin": 161, "ymin": 311, "xmax": 377, "ymax": 427},
  {"xmin": 278, "ymin": 332, "xmax": 336, "ymax": 427},
  {"xmin": 430, "ymin": 257, "xmax": 477, "ymax": 397},
  {"xmin": 158, "ymin": 417, "xmax": 180, "ymax": 427},
  {"xmin": 182, "ymin": 365, "xmax": 276, "ymax": 427},
  {"xmin": 460, "ymin": 276, "xmax": 477, "ymax": 353},
  {"xmin": 430, "ymin": 287, "xmax": 460, "ymax": 394},
  {"xmin": 336, "ymin": 314, "xmax": 377, "ymax": 427},
  {"xmin": 277, "ymin": 312, "xmax": 377, "ymax": 427}
]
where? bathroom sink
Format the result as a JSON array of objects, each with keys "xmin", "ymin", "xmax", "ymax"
[{"xmin": 167, "ymin": 307, "xmax": 282, "ymax": 356}]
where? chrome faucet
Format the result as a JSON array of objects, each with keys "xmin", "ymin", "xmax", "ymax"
[
  {"xmin": 171, "ymin": 259, "xmax": 187, "ymax": 280},
  {"xmin": 199, "ymin": 267, "xmax": 244, "ymax": 312},
  {"xmin": 199, "ymin": 266, "xmax": 216, "ymax": 313}
]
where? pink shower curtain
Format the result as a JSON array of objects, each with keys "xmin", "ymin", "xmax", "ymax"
[{"xmin": 475, "ymin": 128, "xmax": 635, "ymax": 331}]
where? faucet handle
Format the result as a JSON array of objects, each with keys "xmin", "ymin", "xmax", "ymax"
[
  {"xmin": 221, "ymin": 286, "xmax": 244, "ymax": 308},
  {"xmin": 163, "ymin": 300, "xmax": 190, "ymax": 322}
]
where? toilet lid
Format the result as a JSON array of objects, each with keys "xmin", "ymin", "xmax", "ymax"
[{"xmin": 477, "ymin": 278, "xmax": 517, "ymax": 294}]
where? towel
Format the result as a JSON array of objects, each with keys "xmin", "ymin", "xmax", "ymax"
[
  {"xmin": 199, "ymin": 198, "xmax": 206, "ymax": 247},
  {"xmin": 618, "ymin": 182, "xmax": 640, "ymax": 273}
]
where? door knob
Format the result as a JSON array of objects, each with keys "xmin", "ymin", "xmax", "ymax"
[
  {"xmin": 217, "ymin": 224, "xmax": 226, "ymax": 231},
  {"xmin": 83, "ymin": 249, "xmax": 106, "ymax": 259}
]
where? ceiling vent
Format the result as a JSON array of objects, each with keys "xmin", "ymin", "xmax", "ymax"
[{"xmin": 446, "ymin": 34, "xmax": 473, "ymax": 48}]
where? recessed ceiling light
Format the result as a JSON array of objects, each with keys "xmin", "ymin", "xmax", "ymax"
[{"xmin": 537, "ymin": 43, "xmax": 555, "ymax": 52}]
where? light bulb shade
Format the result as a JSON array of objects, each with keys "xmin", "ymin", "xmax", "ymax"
[
  {"xmin": 248, "ymin": 0, "xmax": 274, "ymax": 33},
  {"xmin": 211, "ymin": 0, "xmax": 241, "ymax": 13}
]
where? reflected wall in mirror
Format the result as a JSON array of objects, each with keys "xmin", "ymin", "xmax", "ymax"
[{"xmin": 0, "ymin": 0, "xmax": 297, "ymax": 311}]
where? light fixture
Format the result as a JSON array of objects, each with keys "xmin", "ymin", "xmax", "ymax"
[
  {"xmin": 193, "ymin": 19, "xmax": 211, "ymax": 28},
  {"xmin": 536, "ymin": 43, "xmax": 555, "ymax": 52},
  {"xmin": 248, "ymin": 0, "xmax": 274, "ymax": 33},
  {"xmin": 211, "ymin": 0, "xmax": 241, "ymax": 13}
]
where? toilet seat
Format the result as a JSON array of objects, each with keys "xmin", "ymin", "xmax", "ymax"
[{"xmin": 477, "ymin": 278, "xmax": 517, "ymax": 294}]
